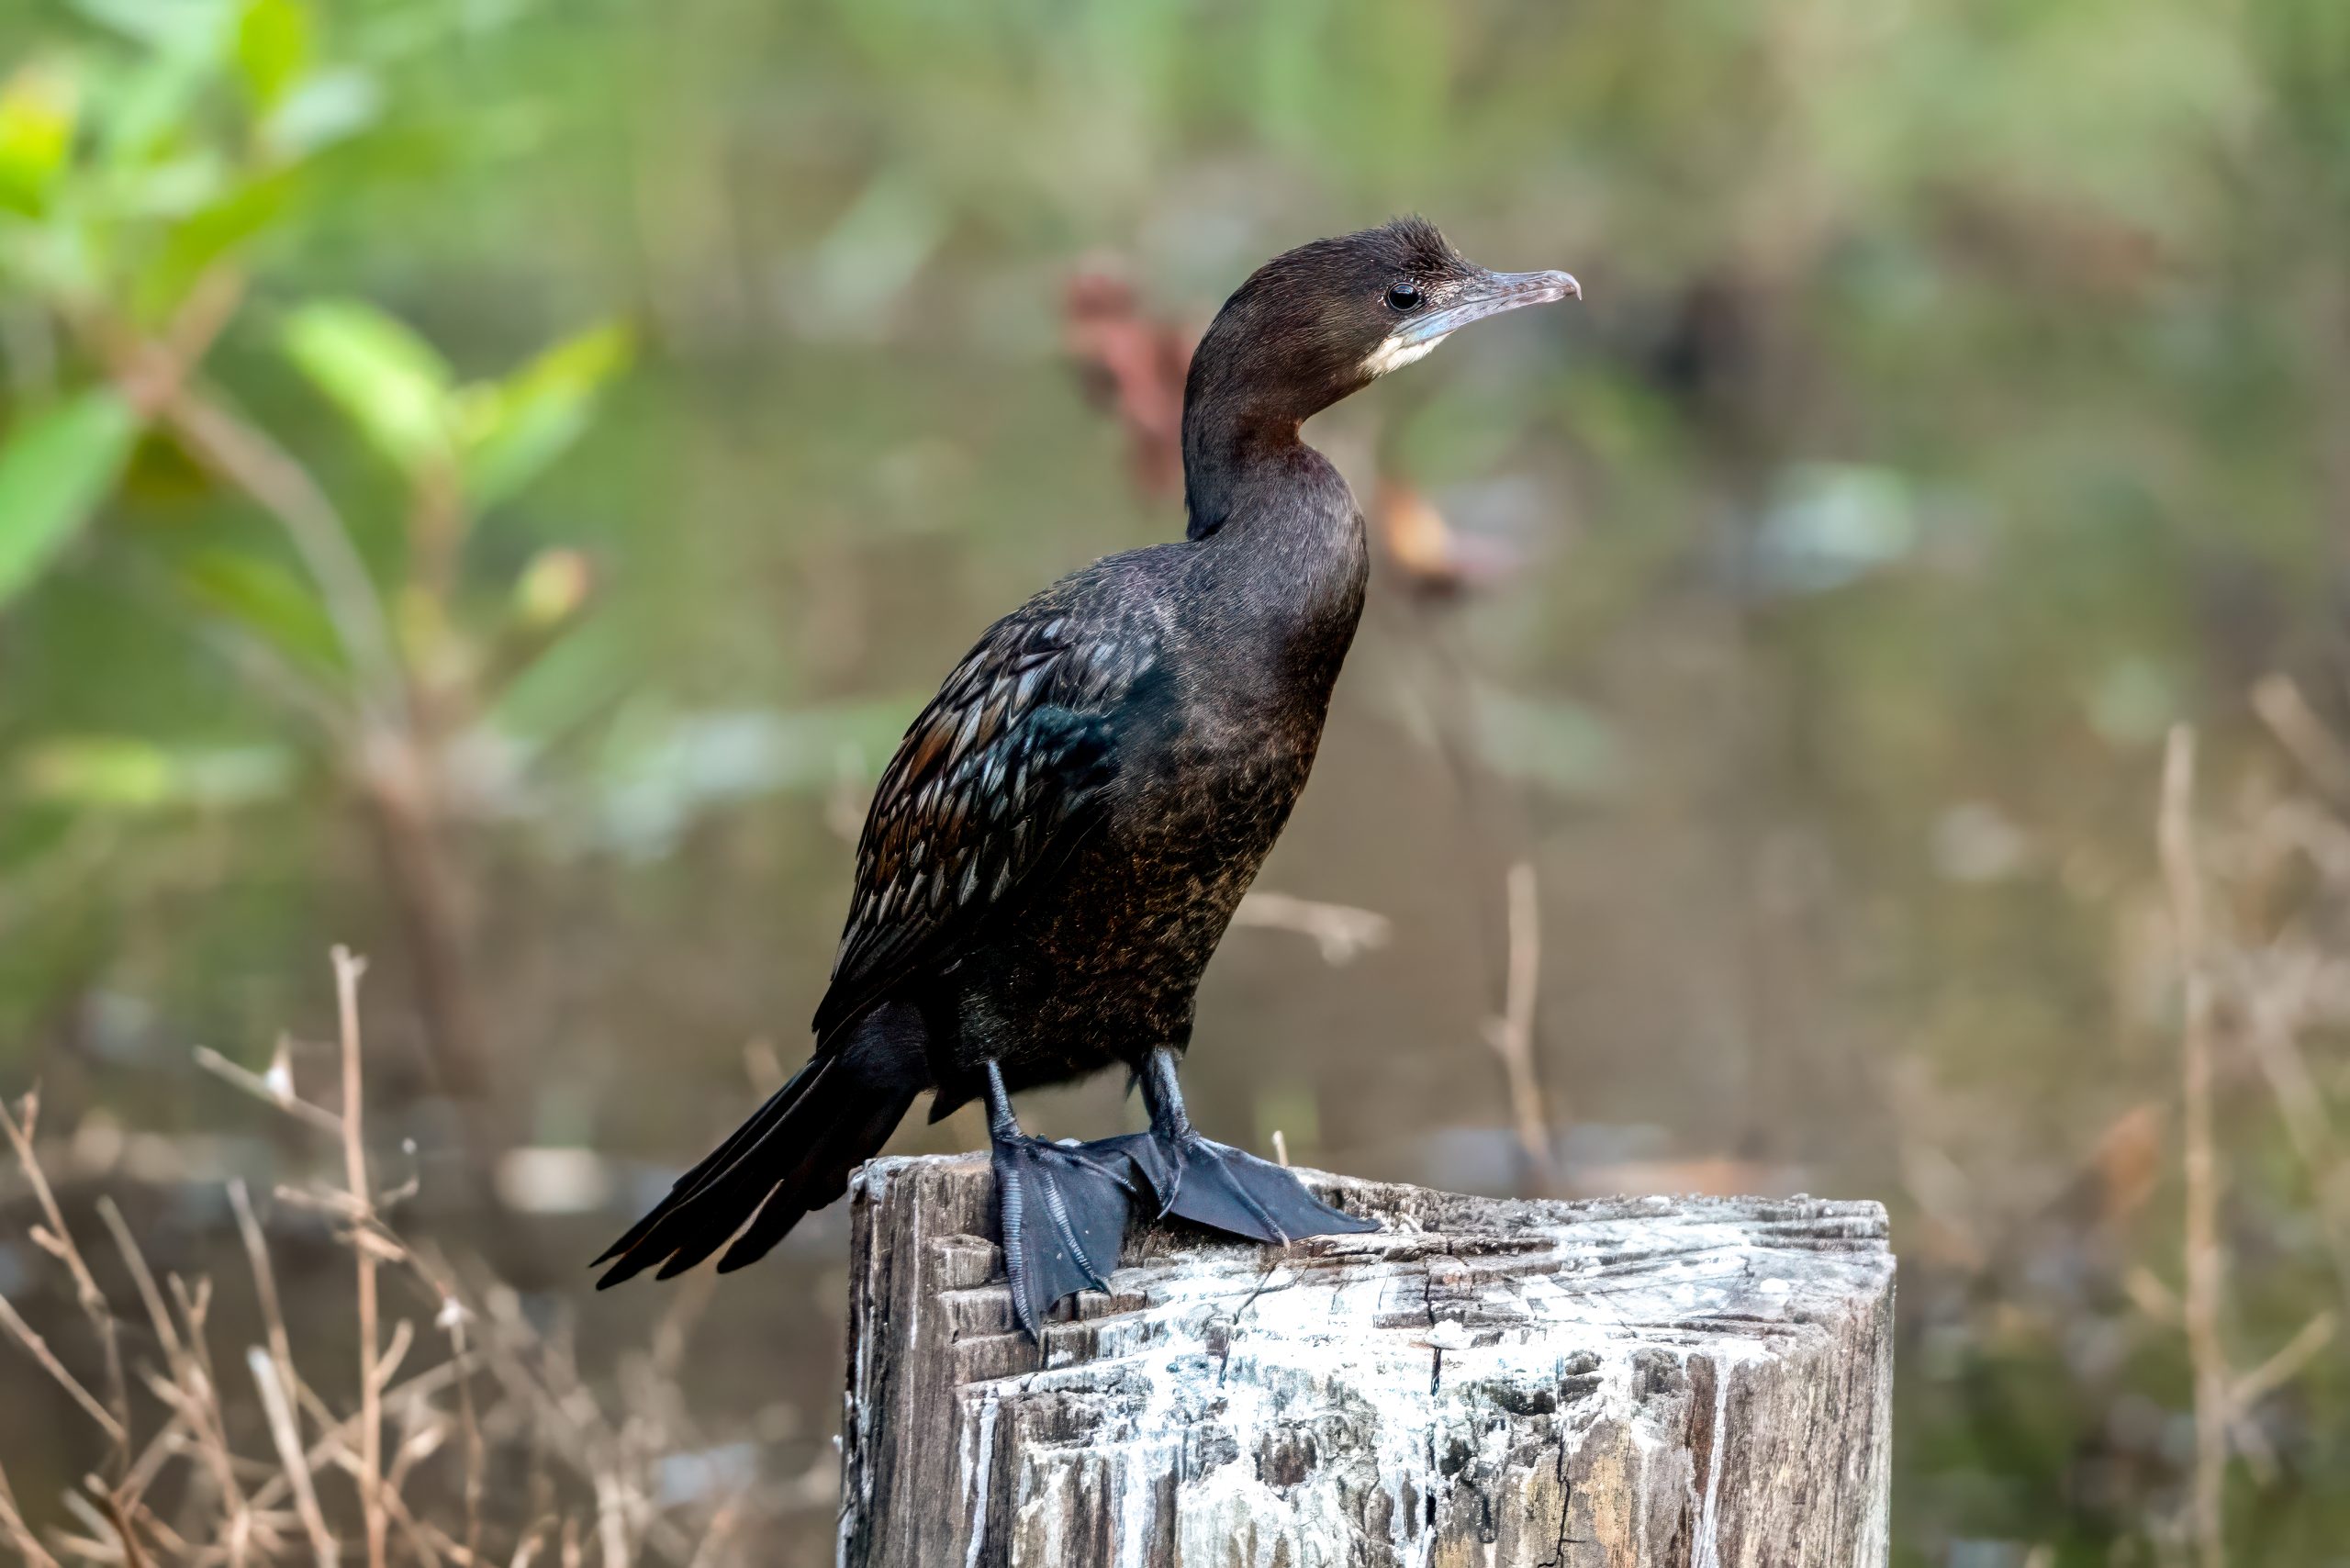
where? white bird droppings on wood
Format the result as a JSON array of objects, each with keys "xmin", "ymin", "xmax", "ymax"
[{"xmin": 840, "ymin": 1156, "xmax": 1893, "ymax": 1567}]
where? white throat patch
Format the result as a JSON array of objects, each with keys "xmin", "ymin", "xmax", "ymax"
[{"xmin": 1361, "ymin": 331, "xmax": 1449, "ymax": 378}]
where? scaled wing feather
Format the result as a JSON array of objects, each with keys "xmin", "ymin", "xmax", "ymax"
[{"xmin": 811, "ymin": 602, "xmax": 1152, "ymax": 1043}]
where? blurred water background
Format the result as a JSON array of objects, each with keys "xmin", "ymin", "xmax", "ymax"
[{"xmin": 3, "ymin": 0, "xmax": 2349, "ymax": 1562}]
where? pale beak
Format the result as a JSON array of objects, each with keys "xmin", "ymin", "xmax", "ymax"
[{"xmin": 1394, "ymin": 268, "xmax": 1582, "ymax": 346}]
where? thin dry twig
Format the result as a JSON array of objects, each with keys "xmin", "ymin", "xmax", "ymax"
[
  {"xmin": 228, "ymin": 1180, "xmax": 308, "ymax": 1441},
  {"xmin": 165, "ymin": 1271, "xmax": 258, "ymax": 1562},
  {"xmin": 331, "ymin": 946, "xmax": 392, "ymax": 1568},
  {"xmin": 5, "ymin": 942, "xmax": 754, "ymax": 1566},
  {"xmin": 94, "ymin": 1201, "xmax": 182, "ymax": 1370},
  {"xmin": 2230, "ymin": 955, "xmax": 2350, "ymax": 1314},
  {"xmin": 2230, "ymin": 1309, "xmax": 2335, "ymax": 1417},
  {"xmin": 246, "ymin": 1356, "xmax": 480, "ymax": 1516},
  {"xmin": 1230, "ymin": 890, "xmax": 1393, "ymax": 965},
  {"xmin": 0, "ymin": 1461, "xmax": 63, "ymax": 1568},
  {"xmin": 0, "ymin": 1290, "xmax": 127, "ymax": 1445},
  {"xmin": 1482, "ymin": 862, "xmax": 1557, "ymax": 1193},
  {"xmin": 410, "ymin": 1245, "xmax": 488, "ymax": 1562},
  {"xmin": 92, "ymin": 1491, "xmax": 148, "ymax": 1568},
  {"xmin": 2253, "ymin": 673, "xmax": 2350, "ymax": 807},
  {"xmin": 0, "ymin": 1092, "xmax": 131, "ymax": 1465},
  {"xmin": 679, "ymin": 1498, "xmax": 746, "ymax": 1568},
  {"xmin": 247, "ymin": 1348, "xmax": 338, "ymax": 1568},
  {"xmin": 95, "ymin": 1195, "xmax": 260, "ymax": 1552},
  {"xmin": 193, "ymin": 1043, "xmax": 345, "ymax": 1138},
  {"xmin": 2160, "ymin": 724, "xmax": 2228, "ymax": 1568}
]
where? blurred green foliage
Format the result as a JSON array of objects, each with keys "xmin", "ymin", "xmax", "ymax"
[{"xmin": 3, "ymin": 0, "xmax": 2350, "ymax": 1562}]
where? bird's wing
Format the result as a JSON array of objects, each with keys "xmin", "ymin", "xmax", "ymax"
[{"xmin": 811, "ymin": 597, "xmax": 1158, "ymax": 1044}]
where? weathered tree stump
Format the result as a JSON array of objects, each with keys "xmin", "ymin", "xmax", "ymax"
[{"xmin": 839, "ymin": 1155, "xmax": 1893, "ymax": 1567}]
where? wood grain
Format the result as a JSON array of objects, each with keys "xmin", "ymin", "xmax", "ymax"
[{"xmin": 841, "ymin": 1155, "xmax": 1893, "ymax": 1567}]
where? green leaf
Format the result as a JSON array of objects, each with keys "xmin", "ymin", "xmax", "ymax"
[
  {"xmin": 281, "ymin": 298, "xmax": 453, "ymax": 476},
  {"xmin": 67, "ymin": 0, "xmax": 232, "ymax": 50},
  {"xmin": 87, "ymin": 3, "xmax": 232, "ymax": 163},
  {"xmin": 235, "ymin": 0, "xmax": 313, "ymax": 113},
  {"xmin": 264, "ymin": 67, "xmax": 381, "ymax": 156},
  {"xmin": 456, "ymin": 320, "xmax": 632, "ymax": 508},
  {"xmin": 0, "ymin": 390, "xmax": 142, "ymax": 609},
  {"xmin": 0, "ymin": 65, "xmax": 78, "ymax": 217},
  {"xmin": 137, "ymin": 167, "xmax": 297, "ymax": 317},
  {"xmin": 17, "ymin": 735, "xmax": 294, "ymax": 810},
  {"xmin": 177, "ymin": 545, "xmax": 345, "ymax": 673}
]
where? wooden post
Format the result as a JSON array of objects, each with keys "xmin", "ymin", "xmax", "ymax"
[{"xmin": 840, "ymin": 1155, "xmax": 1893, "ymax": 1567}]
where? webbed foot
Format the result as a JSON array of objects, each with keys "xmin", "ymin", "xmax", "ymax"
[
  {"xmin": 1104, "ymin": 1130, "xmax": 1375, "ymax": 1242},
  {"xmin": 985, "ymin": 1065, "xmax": 1133, "ymax": 1338},
  {"xmin": 1080, "ymin": 1050, "xmax": 1377, "ymax": 1245}
]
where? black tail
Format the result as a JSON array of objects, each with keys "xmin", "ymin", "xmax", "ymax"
[{"xmin": 593, "ymin": 1014, "xmax": 923, "ymax": 1288}]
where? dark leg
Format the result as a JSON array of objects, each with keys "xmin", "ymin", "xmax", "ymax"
[
  {"xmin": 984, "ymin": 1061, "xmax": 1134, "ymax": 1340},
  {"xmin": 1090, "ymin": 1049, "xmax": 1377, "ymax": 1244}
]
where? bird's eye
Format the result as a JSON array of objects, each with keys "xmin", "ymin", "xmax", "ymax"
[{"xmin": 1386, "ymin": 281, "xmax": 1422, "ymax": 311}]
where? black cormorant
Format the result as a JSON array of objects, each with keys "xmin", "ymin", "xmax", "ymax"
[{"xmin": 595, "ymin": 218, "xmax": 1580, "ymax": 1337}]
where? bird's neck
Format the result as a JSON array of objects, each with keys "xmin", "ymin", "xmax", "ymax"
[
  {"xmin": 1181, "ymin": 329, "xmax": 1360, "ymax": 543},
  {"xmin": 1179, "ymin": 360, "xmax": 1367, "ymax": 647},
  {"xmin": 1179, "ymin": 408, "xmax": 1368, "ymax": 679},
  {"xmin": 1181, "ymin": 398, "xmax": 1302, "ymax": 542},
  {"xmin": 1181, "ymin": 419, "xmax": 1360, "ymax": 556}
]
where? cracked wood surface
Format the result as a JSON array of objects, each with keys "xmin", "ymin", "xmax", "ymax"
[{"xmin": 839, "ymin": 1155, "xmax": 1893, "ymax": 1568}]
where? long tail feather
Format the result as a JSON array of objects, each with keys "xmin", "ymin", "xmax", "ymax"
[{"xmin": 594, "ymin": 1050, "xmax": 914, "ymax": 1288}]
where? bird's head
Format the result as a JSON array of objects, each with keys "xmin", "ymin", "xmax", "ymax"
[{"xmin": 1184, "ymin": 217, "xmax": 1580, "ymax": 438}]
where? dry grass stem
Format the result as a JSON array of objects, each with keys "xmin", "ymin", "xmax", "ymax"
[
  {"xmin": 330, "ymin": 945, "xmax": 392, "ymax": 1568},
  {"xmin": 0, "ymin": 1290, "xmax": 128, "ymax": 1445},
  {"xmin": 1482, "ymin": 861, "xmax": 1557, "ymax": 1193},
  {"xmin": 94, "ymin": 1196, "xmax": 259, "ymax": 1556},
  {"xmin": 2232, "ymin": 960, "xmax": 2350, "ymax": 1312},
  {"xmin": 2228, "ymin": 1309, "xmax": 2335, "ymax": 1417},
  {"xmin": 2159, "ymin": 724, "xmax": 2228, "ymax": 1568},
  {"xmin": 1, "ymin": 1092, "xmax": 131, "ymax": 1463},
  {"xmin": 248, "ymin": 1347, "xmax": 339, "ymax": 1568},
  {"xmin": 0, "ymin": 944, "xmax": 837, "ymax": 1564},
  {"xmin": 2252, "ymin": 672, "xmax": 2350, "ymax": 806},
  {"xmin": 0, "ymin": 1463, "xmax": 63, "ymax": 1568}
]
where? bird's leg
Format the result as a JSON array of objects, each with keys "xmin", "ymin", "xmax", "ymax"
[
  {"xmin": 984, "ymin": 1060, "xmax": 1134, "ymax": 1340},
  {"xmin": 1089, "ymin": 1048, "xmax": 1377, "ymax": 1245}
]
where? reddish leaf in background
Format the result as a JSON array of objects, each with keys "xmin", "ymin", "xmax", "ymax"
[
  {"xmin": 1372, "ymin": 478, "xmax": 1526, "ymax": 600},
  {"xmin": 1063, "ymin": 271, "xmax": 1192, "ymax": 498}
]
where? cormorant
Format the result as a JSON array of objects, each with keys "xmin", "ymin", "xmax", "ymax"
[{"xmin": 595, "ymin": 218, "xmax": 1579, "ymax": 1337}]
